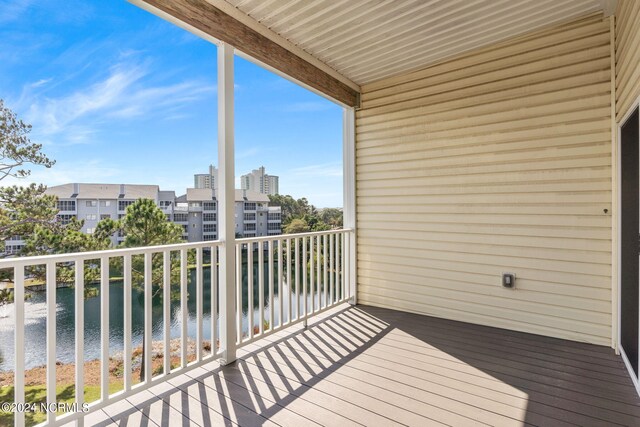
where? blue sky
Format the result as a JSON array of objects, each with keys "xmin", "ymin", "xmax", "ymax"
[{"xmin": 0, "ymin": 0, "xmax": 344, "ymax": 207}]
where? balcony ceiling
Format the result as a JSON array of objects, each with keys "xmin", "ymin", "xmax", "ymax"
[{"xmin": 218, "ymin": 0, "xmax": 605, "ymax": 86}]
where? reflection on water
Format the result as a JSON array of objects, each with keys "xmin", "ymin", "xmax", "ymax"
[{"xmin": 0, "ymin": 252, "xmax": 337, "ymax": 371}]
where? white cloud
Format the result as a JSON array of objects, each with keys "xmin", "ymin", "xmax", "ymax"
[
  {"xmin": 30, "ymin": 78, "xmax": 52, "ymax": 88},
  {"xmin": 290, "ymin": 162, "xmax": 343, "ymax": 178},
  {"xmin": 0, "ymin": 160, "xmax": 122, "ymax": 188},
  {"xmin": 0, "ymin": 0, "xmax": 34, "ymax": 23},
  {"xmin": 22, "ymin": 59, "xmax": 215, "ymax": 145}
]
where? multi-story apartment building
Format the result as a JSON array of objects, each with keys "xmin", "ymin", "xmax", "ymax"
[
  {"xmin": 174, "ymin": 188, "xmax": 218, "ymax": 242},
  {"xmin": 240, "ymin": 166, "xmax": 279, "ymax": 196},
  {"xmin": 42, "ymin": 183, "xmax": 166, "ymax": 246},
  {"xmin": 234, "ymin": 189, "xmax": 281, "ymax": 238},
  {"xmin": 193, "ymin": 164, "xmax": 218, "ymax": 190},
  {"xmin": 54, "ymin": 183, "xmax": 281, "ymax": 243},
  {"xmin": 175, "ymin": 188, "xmax": 281, "ymax": 240},
  {"xmin": 2, "ymin": 182, "xmax": 282, "ymax": 254}
]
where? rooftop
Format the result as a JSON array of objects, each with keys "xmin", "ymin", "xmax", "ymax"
[{"xmin": 46, "ymin": 183, "xmax": 160, "ymax": 200}]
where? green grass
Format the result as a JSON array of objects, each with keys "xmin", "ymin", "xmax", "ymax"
[{"xmin": 0, "ymin": 383, "xmax": 121, "ymax": 427}]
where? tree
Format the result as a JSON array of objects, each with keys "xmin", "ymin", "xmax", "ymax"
[
  {"xmin": 115, "ymin": 199, "xmax": 183, "ymax": 381},
  {"xmin": 0, "ymin": 99, "xmax": 54, "ymax": 180},
  {"xmin": 269, "ymin": 194, "xmax": 342, "ymax": 231},
  {"xmin": 284, "ymin": 218, "xmax": 311, "ymax": 234},
  {"xmin": 0, "ymin": 100, "xmax": 61, "ymax": 251},
  {"xmin": 268, "ymin": 194, "xmax": 315, "ymax": 225},
  {"xmin": 319, "ymin": 208, "xmax": 343, "ymax": 228}
]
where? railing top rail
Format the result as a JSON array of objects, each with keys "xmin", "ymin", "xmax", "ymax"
[
  {"xmin": 0, "ymin": 239, "xmax": 222, "ymax": 268},
  {"xmin": 236, "ymin": 228, "xmax": 352, "ymax": 244},
  {"xmin": 0, "ymin": 229, "xmax": 353, "ymax": 268}
]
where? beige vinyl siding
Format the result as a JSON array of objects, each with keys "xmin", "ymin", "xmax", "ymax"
[
  {"xmin": 616, "ymin": 0, "xmax": 640, "ymax": 120},
  {"xmin": 355, "ymin": 15, "xmax": 613, "ymax": 345}
]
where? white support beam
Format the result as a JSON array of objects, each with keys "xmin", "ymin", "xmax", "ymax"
[
  {"xmin": 218, "ymin": 42, "xmax": 237, "ymax": 365},
  {"xmin": 343, "ymin": 107, "xmax": 357, "ymax": 305}
]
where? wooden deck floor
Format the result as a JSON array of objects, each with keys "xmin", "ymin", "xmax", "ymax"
[{"xmin": 81, "ymin": 304, "xmax": 640, "ymax": 426}]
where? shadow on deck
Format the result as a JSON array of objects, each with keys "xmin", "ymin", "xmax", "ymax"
[{"xmin": 84, "ymin": 304, "xmax": 640, "ymax": 426}]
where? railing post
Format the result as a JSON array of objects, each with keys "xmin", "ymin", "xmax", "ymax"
[
  {"xmin": 218, "ymin": 41, "xmax": 237, "ymax": 365},
  {"xmin": 343, "ymin": 107, "xmax": 357, "ymax": 305}
]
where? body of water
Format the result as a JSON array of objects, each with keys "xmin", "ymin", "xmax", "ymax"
[{"xmin": 0, "ymin": 254, "xmax": 333, "ymax": 371}]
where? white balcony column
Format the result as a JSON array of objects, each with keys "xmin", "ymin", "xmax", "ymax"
[
  {"xmin": 218, "ymin": 41, "xmax": 237, "ymax": 364},
  {"xmin": 343, "ymin": 107, "xmax": 357, "ymax": 305}
]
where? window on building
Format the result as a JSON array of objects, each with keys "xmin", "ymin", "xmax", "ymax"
[
  {"xmin": 244, "ymin": 202, "xmax": 256, "ymax": 211},
  {"xmin": 86, "ymin": 214, "xmax": 97, "ymax": 221},
  {"xmin": 56, "ymin": 214, "xmax": 76, "ymax": 225},
  {"xmin": 57, "ymin": 200, "xmax": 76, "ymax": 211},
  {"xmin": 203, "ymin": 224, "xmax": 216, "ymax": 233},
  {"xmin": 244, "ymin": 233, "xmax": 256, "ymax": 238},
  {"xmin": 174, "ymin": 213, "xmax": 188, "ymax": 222},
  {"xmin": 119, "ymin": 200, "xmax": 134, "ymax": 211},
  {"xmin": 268, "ymin": 212, "xmax": 281, "ymax": 221},
  {"xmin": 244, "ymin": 213, "xmax": 256, "ymax": 221},
  {"xmin": 245, "ymin": 223, "xmax": 256, "ymax": 231},
  {"xmin": 160, "ymin": 200, "xmax": 172, "ymax": 207},
  {"xmin": 203, "ymin": 202, "xmax": 216, "ymax": 211},
  {"xmin": 100, "ymin": 214, "xmax": 111, "ymax": 220},
  {"xmin": 268, "ymin": 222, "xmax": 281, "ymax": 231},
  {"xmin": 86, "ymin": 200, "xmax": 97, "ymax": 207},
  {"xmin": 86, "ymin": 227, "xmax": 95, "ymax": 234},
  {"xmin": 100, "ymin": 200, "xmax": 111, "ymax": 207},
  {"xmin": 203, "ymin": 234, "xmax": 217, "ymax": 241},
  {"xmin": 203, "ymin": 213, "xmax": 216, "ymax": 222},
  {"xmin": 189, "ymin": 202, "xmax": 202, "ymax": 208},
  {"xmin": 181, "ymin": 225, "xmax": 188, "ymax": 233}
]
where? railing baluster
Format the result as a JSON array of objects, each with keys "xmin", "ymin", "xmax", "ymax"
[
  {"xmin": 340, "ymin": 233, "xmax": 345, "ymax": 301},
  {"xmin": 248, "ymin": 243, "xmax": 254, "ymax": 340},
  {"xmin": 330, "ymin": 234, "xmax": 334, "ymax": 306},
  {"xmin": 268, "ymin": 240, "xmax": 274, "ymax": 332},
  {"xmin": 162, "ymin": 252, "xmax": 170, "ymax": 376},
  {"xmin": 100, "ymin": 257, "xmax": 109, "ymax": 402},
  {"xmin": 236, "ymin": 244, "xmax": 242, "ymax": 344},
  {"xmin": 302, "ymin": 236, "xmax": 307, "ymax": 319},
  {"xmin": 304, "ymin": 236, "xmax": 315, "ymax": 313},
  {"xmin": 287, "ymin": 238, "xmax": 292, "ymax": 325},
  {"xmin": 14, "ymin": 265, "xmax": 25, "ymax": 427},
  {"xmin": 123, "ymin": 254, "xmax": 132, "ymax": 391},
  {"xmin": 144, "ymin": 252, "xmax": 152, "ymax": 382},
  {"xmin": 75, "ymin": 261, "xmax": 85, "ymax": 427},
  {"xmin": 180, "ymin": 249, "xmax": 188, "ymax": 368},
  {"xmin": 46, "ymin": 261, "xmax": 56, "ymax": 425},
  {"xmin": 344, "ymin": 231, "xmax": 351, "ymax": 300},
  {"xmin": 211, "ymin": 246, "xmax": 218, "ymax": 357},
  {"xmin": 323, "ymin": 234, "xmax": 328, "ymax": 308},
  {"xmin": 294, "ymin": 237, "xmax": 300, "ymax": 321},
  {"xmin": 316, "ymin": 236, "xmax": 322, "ymax": 310},
  {"xmin": 196, "ymin": 247, "xmax": 203, "ymax": 361},
  {"xmin": 258, "ymin": 241, "xmax": 264, "ymax": 335},
  {"xmin": 277, "ymin": 239, "xmax": 283, "ymax": 328}
]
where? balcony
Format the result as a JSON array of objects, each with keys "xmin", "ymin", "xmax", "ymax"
[
  {"xmin": 1, "ymin": 229, "xmax": 352, "ymax": 427},
  {"xmin": 69, "ymin": 305, "xmax": 640, "ymax": 426},
  {"xmin": 3, "ymin": 0, "xmax": 640, "ymax": 425}
]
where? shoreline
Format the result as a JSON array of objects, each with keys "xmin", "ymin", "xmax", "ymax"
[{"xmin": 0, "ymin": 337, "xmax": 214, "ymax": 387}]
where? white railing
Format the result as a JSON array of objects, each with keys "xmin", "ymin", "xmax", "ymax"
[
  {"xmin": 235, "ymin": 229, "xmax": 352, "ymax": 348},
  {"xmin": 0, "ymin": 229, "xmax": 352, "ymax": 427}
]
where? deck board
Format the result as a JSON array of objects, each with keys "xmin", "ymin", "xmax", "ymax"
[{"xmin": 95, "ymin": 304, "xmax": 640, "ymax": 427}]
